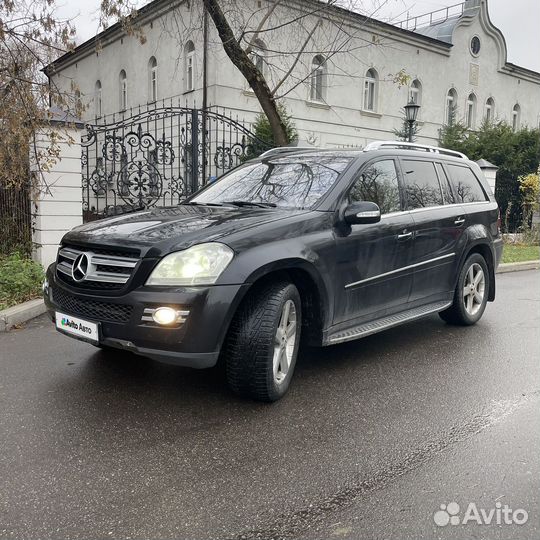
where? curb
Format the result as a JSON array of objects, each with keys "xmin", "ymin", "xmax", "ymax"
[
  {"xmin": 496, "ymin": 260, "xmax": 540, "ymax": 274},
  {"xmin": 0, "ymin": 298, "xmax": 46, "ymax": 332}
]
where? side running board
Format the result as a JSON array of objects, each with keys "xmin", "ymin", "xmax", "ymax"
[{"xmin": 326, "ymin": 301, "xmax": 452, "ymax": 345}]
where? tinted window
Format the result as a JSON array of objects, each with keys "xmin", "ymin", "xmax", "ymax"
[
  {"xmin": 402, "ymin": 160, "xmax": 444, "ymax": 209},
  {"xmin": 447, "ymin": 165, "xmax": 488, "ymax": 203},
  {"xmin": 349, "ymin": 159, "xmax": 401, "ymax": 214},
  {"xmin": 435, "ymin": 163, "xmax": 455, "ymax": 204},
  {"xmin": 192, "ymin": 155, "xmax": 352, "ymax": 209}
]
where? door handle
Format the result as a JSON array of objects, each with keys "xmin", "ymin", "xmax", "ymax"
[
  {"xmin": 397, "ymin": 231, "xmax": 413, "ymax": 240},
  {"xmin": 454, "ymin": 216, "xmax": 466, "ymax": 226}
]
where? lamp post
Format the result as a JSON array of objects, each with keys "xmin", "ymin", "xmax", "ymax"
[{"xmin": 404, "ymin": 100, "xmax": 421, "ymax": 142}]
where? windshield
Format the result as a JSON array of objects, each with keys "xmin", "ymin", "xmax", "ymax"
[{"xmin": 189, "ymin": 155, "xmax": 353, "ymax": 209}]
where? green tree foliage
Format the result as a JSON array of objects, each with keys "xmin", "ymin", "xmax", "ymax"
[
  {"xmin": 246, "ymin": 103, "xmax": 298, "ymax": 159},
  {"xmin": 437, "ymin": 105, "xmax": 468, "ymax": 149},
  {"xmin": 439, "ymin": 118, "xmax": 540, "ymax": 231}
]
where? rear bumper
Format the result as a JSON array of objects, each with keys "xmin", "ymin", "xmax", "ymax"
[{"xmin": 44, "ymin": 265, "xmax": 249, "ymax": 368}]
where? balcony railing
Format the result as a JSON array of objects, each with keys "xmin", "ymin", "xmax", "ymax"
[{"xmin": 397, "ymin": 2, "xmax": 465, "ymax": 31}]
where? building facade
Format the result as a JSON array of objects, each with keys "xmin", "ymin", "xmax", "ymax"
[{"xmin": 46, "ymin": 0, "xmax": 540, "ymax": 148}]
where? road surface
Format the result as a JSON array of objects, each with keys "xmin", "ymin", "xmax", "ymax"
[{"xmin": 0, "ymin": 270, "xmax": 538, "ymax": 539}]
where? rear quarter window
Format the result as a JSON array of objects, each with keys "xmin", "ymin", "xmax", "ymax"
[{"xmin": 447, "ymin": 164, "xmax": 488, "ymax": 203}]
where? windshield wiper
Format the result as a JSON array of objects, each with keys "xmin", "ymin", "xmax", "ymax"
[
  {"xmin": 182, "ymin": 201, "xmax": 224, "ymax": 207},
  {"xmin": 222, "ymin": 200, "xmax": 277, "ymax": 208}
]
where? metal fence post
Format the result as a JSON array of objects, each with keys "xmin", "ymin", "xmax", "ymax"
[{"xmin": 190, "ymin": 109, "xmax": 199, "ymax": 193}]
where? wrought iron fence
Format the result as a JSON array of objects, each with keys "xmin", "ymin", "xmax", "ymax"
[
  {"xmin": 0, "ymin": 183, "xmax": 32, "ymax": 255},
  {"xmin": 82, "ymin": 105, "xmax": 273, "ymax": 221}
]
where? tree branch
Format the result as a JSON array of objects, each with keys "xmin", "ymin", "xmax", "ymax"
[
  {"xmin": 202, "ymin": 0, "xmax": 289, "ymax": 145},
  {"xmin": 271, "ymin": 18, "xmax": 320, "ymax": 96},
  {"xmin": 244, "ymin": 0, "xmax": 283, "ymax": 56}
]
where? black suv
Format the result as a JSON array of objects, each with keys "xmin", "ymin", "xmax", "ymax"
[{"xmin": 44, "ymin": 142, "xmax": 502, "ymax": 401}]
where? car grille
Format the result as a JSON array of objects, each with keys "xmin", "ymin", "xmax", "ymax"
[
  {"xmin": 52, "ymin": 286, "xmax": 133, "ymax": 323},
  {"xmin": 56, "ymin": 245, "xmax": 140, "ymax": 291}
]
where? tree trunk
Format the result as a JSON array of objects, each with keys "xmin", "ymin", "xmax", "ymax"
[{"xmin": 202, "ymin": 0, "xmax": 289, "ymax": 146}]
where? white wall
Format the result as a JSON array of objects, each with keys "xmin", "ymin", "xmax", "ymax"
[{"xmin": 32, "ymin": 125, "xmax": 83, "ymax": 269}]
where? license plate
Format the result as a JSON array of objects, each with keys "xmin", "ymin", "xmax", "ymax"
[{"xmin": 55, "ymin": 312, "xmax": 99, "ymax": 344}]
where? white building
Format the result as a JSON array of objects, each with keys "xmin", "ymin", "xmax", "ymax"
[{"xmin": 46, "ymin": 0, "xmax": 540, "ymax": 147}]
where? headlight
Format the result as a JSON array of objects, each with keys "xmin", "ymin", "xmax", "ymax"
[{"xmin": 146, "ymin": 243, "xmax": 234, "ymax": 286}]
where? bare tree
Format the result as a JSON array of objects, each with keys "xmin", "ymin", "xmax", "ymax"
[
  {"xmin": 0, "ymin": 0, "xmax": 77, "ymax": 191},
  {"xmin": 202, "ymin": 0, "xmax": 289, "ymax": 145},
  {"xmin": 199, "ymin": 0, "xmax": 397, "ymax": 145},
  {"xmin": 101, "ymin": 0, "xmax": 402, "ymax": 146}
]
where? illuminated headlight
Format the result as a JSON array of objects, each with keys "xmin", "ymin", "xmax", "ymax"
[
  {"xmin": 153, "ymin": 307, "xmax": 179, "ymax": 325},
  {"xmin": 146, "ymin": 243, "xmax": 234, "ymax": 286}
]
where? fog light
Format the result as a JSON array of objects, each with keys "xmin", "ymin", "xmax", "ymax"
[
  {"xmin": 152, "ymin": 307, "xmax": 178, "ymax": 325},
  {"xmin": 42, "ymin": 279, "xmax": 49, "ymax": 295}
]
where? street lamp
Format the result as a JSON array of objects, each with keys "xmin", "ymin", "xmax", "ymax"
[{"xmin": 404, "ymin": 100, "xmax": 421, "ymax": 142}]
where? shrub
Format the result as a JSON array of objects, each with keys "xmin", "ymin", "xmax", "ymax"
[
  {"xmin": 518, "ymin": 172, "xmax": 540, "ymax": 244},
  {"xmin": 0, "ymin": 253, "xmax": 44, "ymax": 310},
  {"xmin": 439, "ymin": 120, "xmax": 540, "ymax": 232},
  {"xmin": 246, "ymin": 103, "xmax": 298, "ymax": 159}
]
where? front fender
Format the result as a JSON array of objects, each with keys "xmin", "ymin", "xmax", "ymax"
[{"xmin": 218, "ymin": 239, "xmax": 335, "ymax": 329}]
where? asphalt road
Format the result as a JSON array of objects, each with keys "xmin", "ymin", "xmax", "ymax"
[{"xmin": 0, "ymin": 270, "xmax": 538, "ymax": 540}]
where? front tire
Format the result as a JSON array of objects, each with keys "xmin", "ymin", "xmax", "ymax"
[
  {"xmin": 223, "ymin": 281, "xmax": 302, "ymax": 402},
  {"xmin": 439, "ymin": 253, "xmax": 489, "ymax": 326}
]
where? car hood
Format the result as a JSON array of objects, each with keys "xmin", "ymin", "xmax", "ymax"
[{"xmin": 62, "ymin": 205, "xmax": 309, "ymax": 257}]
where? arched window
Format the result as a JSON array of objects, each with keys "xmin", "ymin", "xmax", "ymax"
[
  {"xmin": 466, "ymin": 93, "xmax": 477, "ymax": 128},
  {"xmin": 445, "ymin": 88, "xmax": 458, "ymax": 125},
  {"xmin": 363, "ymin": 68, "xmax": 378, "ymax": 111},
  {"xmin": 185, "ymin": 41, "xmax": 195, "ymax": 92},
  {"xmin": 484, "ymin": 97, "xmax": 495, "ymax": 123},
  {"xmin": 148, "ymin": 57, "xmax": 158, "ymax": 102},
  {"xmin": 310, "ymin": 55, "xmax": 326, "ymax": 102},
  {"xmin": 250, "ymin": 39, "xmax": 267, "ymax": 77},
  {"xmin": 95, "ymin": 80, "xmax": 102, "ymax": 117},
  {"xmin": 119, "ymin": 70, "xmax": 127, "ymax": 110},
  {"xmin": 512, "ymin": 103, "xmax": 521, "ymax": 131},
  {"xmin": 409, "ymin": 79, "xmax": 422, "ymax": 106}
]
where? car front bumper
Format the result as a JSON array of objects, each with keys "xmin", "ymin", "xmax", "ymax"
[{"xmin": 44, "ymin": 265, "xmax": 249, "ymax": 368}]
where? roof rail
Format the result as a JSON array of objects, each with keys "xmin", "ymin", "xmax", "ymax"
[
  {"xmin": 258, "ymin": 147, "xmax": 316, "ymax": 158},
  {"xmin": 363, "ymin": 141, "xmax": 468, "ymax": 159}
]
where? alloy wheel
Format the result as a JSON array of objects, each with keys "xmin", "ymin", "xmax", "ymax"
[
  {"xmin": 463, "ymin": 262, "xmax": 485, "ymax": 316},
  {"xmin": 273, "ymin": 299, "xmax": 297, "ymax": 384}
]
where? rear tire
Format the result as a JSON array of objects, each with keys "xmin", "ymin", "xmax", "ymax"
[
  {"xmin": 439, "ymin": 253, "xmax": 489, "ymax": 326},
  {"xmin": 223, "ymin": 281, "xmax": 302, "ymax": 402}
]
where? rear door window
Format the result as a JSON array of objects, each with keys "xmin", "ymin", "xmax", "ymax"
[
  {"xmin": 401, "ymin": 160, "xmax": 444, "ymax": 209},
  {"xmin": 348, "ymin": 159, "xmax": 401, "ymax": 214},
  {"xmin": 447, "ymin": 164, "xmax": 488, "ymax": 203}
]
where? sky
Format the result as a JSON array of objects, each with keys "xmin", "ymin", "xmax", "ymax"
[{"xmin": 55, "ymin": 0, "xmax": 540, "ymax": 72}]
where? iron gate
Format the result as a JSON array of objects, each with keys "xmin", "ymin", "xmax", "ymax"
[{"xmin": 81, "ymin": 106, "xmax": 273, "ymax": 221}]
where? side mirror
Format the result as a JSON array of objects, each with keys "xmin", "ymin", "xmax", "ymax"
[{"xmin": 344, "ymin": 201, "xmax": 381, "ymax": 225}]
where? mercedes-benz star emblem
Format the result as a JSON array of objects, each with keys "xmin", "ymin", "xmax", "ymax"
[{"xmin": 72, "ymin": 253, "xmax": 90, "ymax": 282}]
